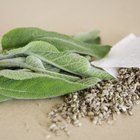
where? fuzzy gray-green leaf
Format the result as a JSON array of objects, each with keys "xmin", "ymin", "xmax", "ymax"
[
  {"xmin": 0, "ymin": 72, "xmax": 100, "ymax": 99},
  {"xmin": 73, "ymin": 30, "xmax": 101, "ymax": 44},
  {"xmin": 3, "ymin": 41, "xmax": 112, "ymax": 79},
  {"xmin": 0, "ymin": 95, "xmax": 10, "ymax": 102},
  {"xmin": 1, "ymin": 27, "xmax": 111, "ymax": 58},
  {"xmin": 0, "ymin": 58, "xmax": 80, "ymax": 82}
]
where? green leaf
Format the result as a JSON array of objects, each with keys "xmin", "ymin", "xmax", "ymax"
[
  {"xmin": 87, "ymin": 67, "xmax": 113, "ymax": 80},
  {"xmin": 29, "ymin": 51, "xmax": 94, "ymax": 77},
  {"xmin": 0, "ymin": 71, "xmax": 100, "ymax": 99},
  {"xmin": 0, "ymin": 58, "xmax": 80, "ymax": 82},
  {"xmin": 73, "ymin": 30, "xmax": 101, "ymax": 44},
  {"xmin": 1, "ymin": 27, "xmax": 111, "ymax": 59},
  {"xmin": 0, "ymin": 41, "xmax": 59, "ymax": 60},
  {"xmin": 2, "ymin": 41, "xmax": 110, "ymax": 78},
  {"xmin": 25, "ymin": 55, "xmax": 45, "ymax": 69},
  {"xmin": 8, "ymin": 40, "xmax": 59, "ymax": 54},
  {"xmin": 0, "ymin": 57, "xmax": 26, "ymax": 68},
  {"xmin": 31, "ymin": 52, "xmax": 112, "ymax": 79},
  {"xmin": 0, "ymin": 69, "xmax": 46, "ymax": 80},
  {"xmin": 43, "ymin": 63, "xmax": 60, "ymax": 73},
  {"xmin": 2, "ymin": 41, "xmax": 112, "ymax": 79},
  {"xmin": 0, "ymin": 95, "xmax": 10, "ymax": 102}
]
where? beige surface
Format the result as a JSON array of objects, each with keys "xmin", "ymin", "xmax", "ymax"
[{"xmin": 0, "ymin": 0, "xmax": 140, "ymax": 140}]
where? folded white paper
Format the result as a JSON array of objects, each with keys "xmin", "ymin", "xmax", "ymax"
[{"xmin": 91, "ymin": 34, "xmax": 140, "ymax": 77}]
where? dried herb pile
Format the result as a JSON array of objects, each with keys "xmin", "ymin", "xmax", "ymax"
[{"xmin": 48, "ymin": 68, "xmax": 140, "ymax": 135}]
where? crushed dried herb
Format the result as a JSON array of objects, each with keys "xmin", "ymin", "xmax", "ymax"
[{"xmin": 48, "ymin": 68, "xmax": 140, "ymax": 135}]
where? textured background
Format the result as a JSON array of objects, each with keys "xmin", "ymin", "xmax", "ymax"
[{"xmin": 0, "ymin": 0, "xmax": 140, "ymax": 140}]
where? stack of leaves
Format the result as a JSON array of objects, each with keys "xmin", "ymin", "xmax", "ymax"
[{"xmin": 0, "ymin": 27, "xmax": 113, "ymax": 102}]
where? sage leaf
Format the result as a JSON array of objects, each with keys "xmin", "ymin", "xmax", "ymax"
[
  {"xmin": 0, "ymin": 95, "xmax": 10, "ymax": 102},
  {"xmin": 9, "ymin": 40, "xmax": 59, "ymax": 54},
  {"xmin": 2, "ymin": 41, "xmax": 112, "ymax": 79},
  {"xmin": 1, "ymin": 27, "xmax": 111, "ymax": 58},
  {"xmin": 32, "ymin": 52, "xmax": 112, "ymax": 79},
  {"xmin": 0, "ymin": 73, "xmax": 100, "ymax": 99},
  {"xmin": 73, "ymin": 30, "xmax": 101, "ymax": 44},
  {"xmin": 25, "ymin": 55, "xmax": 45, "ymax": 69},
  {"xmin": 0, "ymin": 57, "xmax": 26, "ymax": 68},
  {"xmin": 0, "ymin": 41, "xmax": 59, "ymax": 60},
  {"xmin": 43, "ymin": 63, "xmax": 60, "ymax": 73},
  {"xmin": 0, "ymin": 58, "xmax": 80, "ymax": 81}
]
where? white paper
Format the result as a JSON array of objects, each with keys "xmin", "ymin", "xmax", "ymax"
[{"xmin": 91, "ymin": 34, "xmax": 140, "ymax": 78}]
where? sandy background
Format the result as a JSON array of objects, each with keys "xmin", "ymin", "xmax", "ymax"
[{"xmin": 0, "ymin": 0, "xmax": 140, "ymax": 140}]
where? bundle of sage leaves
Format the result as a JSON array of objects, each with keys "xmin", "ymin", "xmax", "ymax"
[{"xmin": 0, "ymin": 27, "xmax": 113, "ymax": 102}]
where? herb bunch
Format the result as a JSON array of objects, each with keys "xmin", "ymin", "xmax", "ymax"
[{"xmin": 0, "ymin": 28, "xmax": 112, "ymax": 101}]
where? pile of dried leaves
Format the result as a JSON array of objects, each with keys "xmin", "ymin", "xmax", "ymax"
[{"xmin": 48, "ymin": 68, "xmax": 140, "ymax": 135}]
